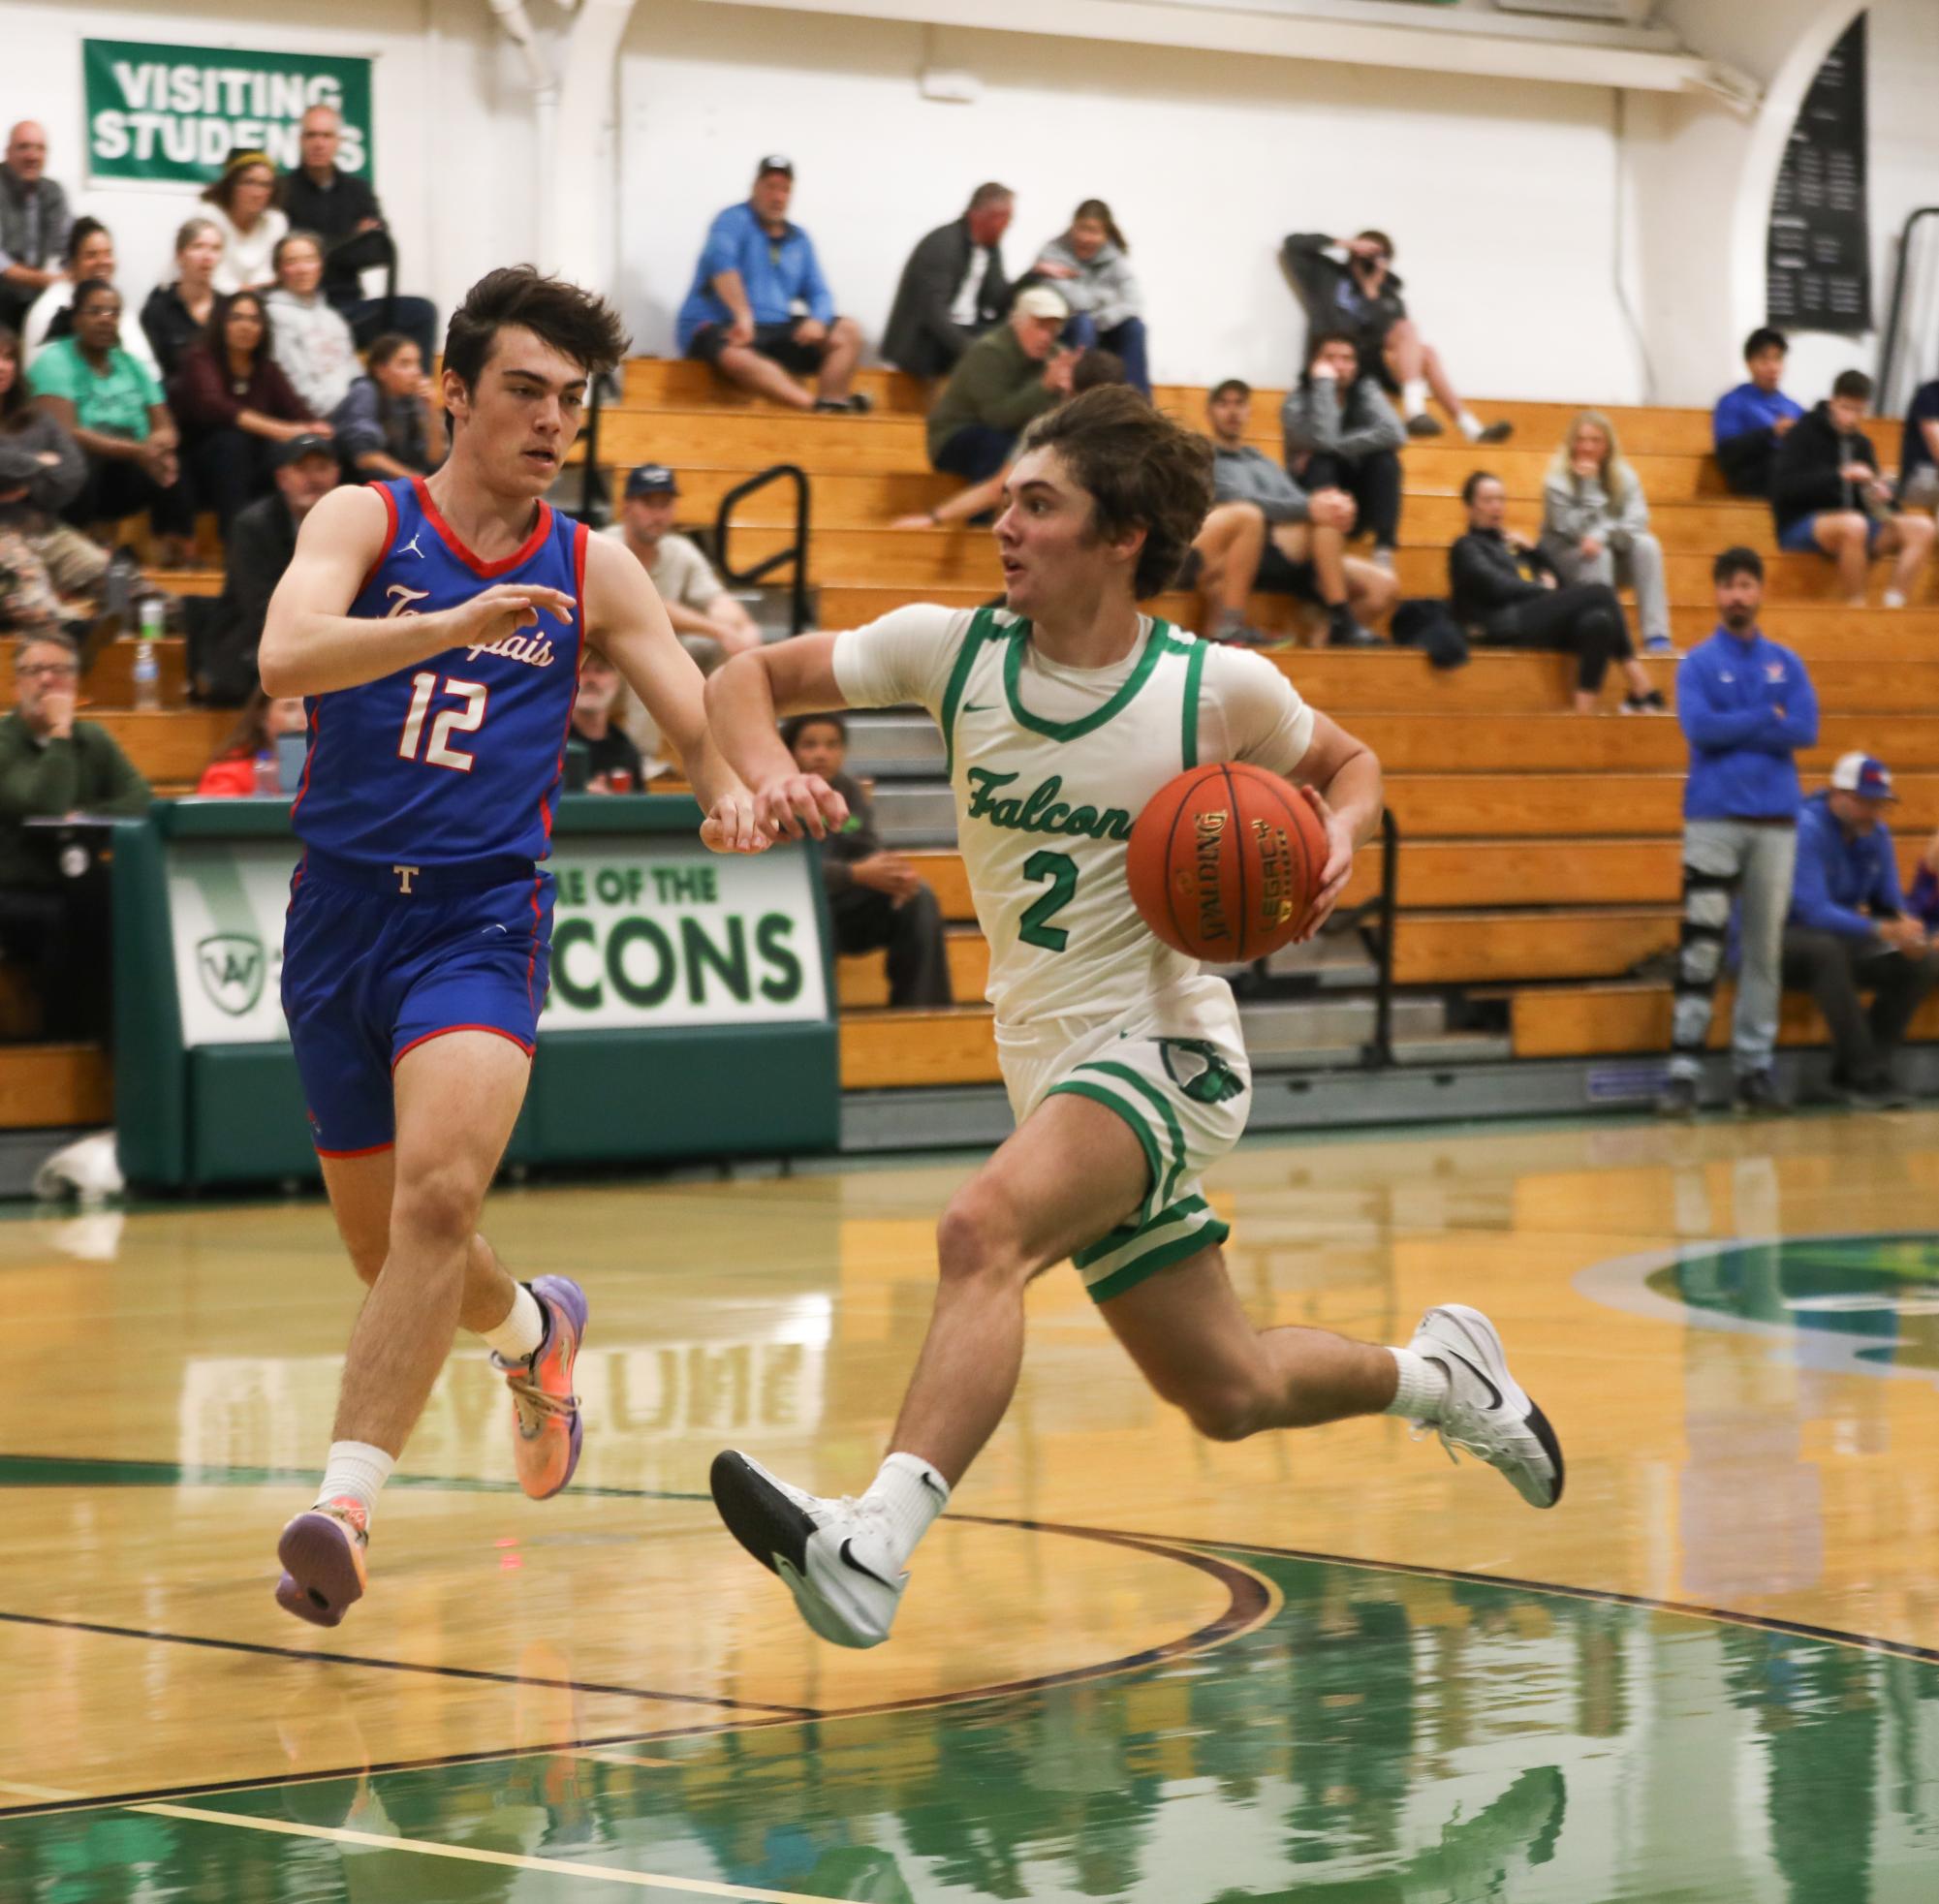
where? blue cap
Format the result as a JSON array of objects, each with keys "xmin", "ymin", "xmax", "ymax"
[
  {"xmin": 1830, "ymin": 751, "xmax": 1896, "ymax": 800},
  {"xmin": 624, "ymin": 463, "xmax": 678, "ymax": 498}
]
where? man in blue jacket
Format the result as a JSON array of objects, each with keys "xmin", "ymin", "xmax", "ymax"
[
  {"xmin": 676, "ymin": 158, "xmax": 867, "ymax": 413},
  {"xmin": 1658, "ymin": 547, "xmax": 1818, "ymax": 1117},
  {"xmin": 1781, "ymin": 753, "xmax": 1938, "ymax": 1108}
]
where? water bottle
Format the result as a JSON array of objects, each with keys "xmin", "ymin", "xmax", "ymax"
[
  {"xmin": 134, "ymin": 599, "xmax": 164, "ymax": 712},
  {"xmin": 253, "ymin": 750, "xmax": 282, "ymax": 798}
]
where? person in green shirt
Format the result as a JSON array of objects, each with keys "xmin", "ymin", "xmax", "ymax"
[
  {"xmin": 27, "ymin": 276, "xmax": 191, "ymax": 556},
  {"xmin": 924, "ymin": 285, "xmax": 1073, "ymax": 485},
  {"xmin": 0, "ymin": 628, "xmax": 149, "ymax": 1038}
]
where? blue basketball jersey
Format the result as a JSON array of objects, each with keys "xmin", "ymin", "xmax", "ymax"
[{"xmin": 292, "ymin": 478, "xmax": 586, "ymax": 867}]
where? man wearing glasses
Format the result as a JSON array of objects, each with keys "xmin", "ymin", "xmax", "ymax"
[{"xmin": 0, "ymin": 632, "xmax": 149, "ymax": 1037}]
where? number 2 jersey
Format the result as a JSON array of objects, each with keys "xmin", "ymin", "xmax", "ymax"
[
  {"xmin": 292, "ymin": 477, "xmax": 587, "ymax": 868},
  {"xmin": 831, "ymin": 606, "xmax": 1317, "ymax": 1039}
]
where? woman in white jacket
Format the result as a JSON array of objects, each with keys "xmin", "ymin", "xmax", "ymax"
[
  {"xmin": 1539, "ymin": 409, "xmax": 1674, "ymax": 655},
  {"xmin": 266, "ymin": 232, "xmax": 361, "ymax": 419},
  {"xmin": 1031, "ymin": 200, "xmax": 1148, "ymax": 395}
]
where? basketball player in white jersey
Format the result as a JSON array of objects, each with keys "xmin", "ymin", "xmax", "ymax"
[{"xmin": 704, "ymin": 388, "xmax": 1561, "ymax": 1650}]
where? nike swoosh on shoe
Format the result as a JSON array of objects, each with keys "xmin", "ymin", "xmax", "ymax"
[
  {"xmin": 1439, "ymin": 1347, "xmax": 1504, "ymax": 1411},
  {"xmin": 838, "ymin": 1538, "xmax": 898, "ymax": 1592}
]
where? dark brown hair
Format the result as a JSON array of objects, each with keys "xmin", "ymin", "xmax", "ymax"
[
  {"xmin": 1356, "ymin": 228, "xmax": 1395, "ymax": 261},
  {"xmin": 1070, "ymin": 199, "xmax": 1128, "ymax": 254},
  {"xmin": 365, "ymin": 331, "xmax": 417, "ymax": 372},
  {"xmin": 200, "ymin": 150, "xmax": 276, "ymax": 213},
  {"xmin": 0, "ymin": 328, "xmax": 25, "ymax": 425},
  {"xmin": 1021, "ymin": 385, "xmax": 1214, "ymax": 598},
  {"xmin": 207, "ymin": 291, "xmax": 272, "ymax": 365},
  {"xmin": 272, "ymin": 230, "xmax": 326, "ymax": 276},
  {"xmin": 442, "ymin": 266, "xmax": 629, "ymax": 394}
]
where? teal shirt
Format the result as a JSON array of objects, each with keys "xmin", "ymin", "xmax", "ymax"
[{"xmin": 27, "ymin": 338, "xmax": 162, "ymax": 440}]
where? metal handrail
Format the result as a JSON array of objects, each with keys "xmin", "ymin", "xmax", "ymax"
[
  {"xmin": 713, "ymin": 463, "xmax": 812, "ymax": 637},
  {"xmin": 1877, "ymin": 205, "xmax": 1939, "ymax": 418},
  {"xmin": 1365, "ymin": 807, "xmax": 1400, "ymax": 1066}
]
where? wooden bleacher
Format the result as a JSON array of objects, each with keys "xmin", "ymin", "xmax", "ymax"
[{"xmin": 13, "ymin": 356, "xmax": 1917, "ymax": 1127}]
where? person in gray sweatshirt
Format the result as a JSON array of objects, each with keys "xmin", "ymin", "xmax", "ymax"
[
  {"xmin": 1191, "ymin": 378, "xmax": 1396, "ymax": 647},
  {"xmin": 1282, "ymin": 328, "xmax": 1406, "ymax": 567},
  {"xmin": 1030, "ymin": 199, "xmax": 1149, "ymax": 394},
  {"xmin": 1538, "ymin": 409, "xmax": 1674, "ymax": 655}
]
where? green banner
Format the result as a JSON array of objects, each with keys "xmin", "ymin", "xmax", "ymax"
[{"xmin": 82, "ymin": 38, "xmax": 373, "ymax": 185}]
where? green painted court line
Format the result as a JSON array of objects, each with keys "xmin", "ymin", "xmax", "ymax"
[{"xmin": 128, "ymin": 1803, "xmax": 837, "ymax": 1899}]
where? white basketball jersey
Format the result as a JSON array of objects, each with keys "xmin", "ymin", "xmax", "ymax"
[{"xmin": 832, "ymin": 605, "xmax": 1318, "ymax": 1038}]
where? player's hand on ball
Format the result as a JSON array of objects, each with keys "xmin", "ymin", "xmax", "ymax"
[
  {"xmin": 1291, "ymin": 784, "xmax": 1354, "ymax": 942},
  {"xmin": 701, "ymin": 792, "xmax": 767, "ymax": 855},
  {"xmin": 448, "ymin": 582, "xmax": 577, "ymax": 644},
  {"xmin": 755, "ymin": 772, "xmax": 849, "ymax": 842}
]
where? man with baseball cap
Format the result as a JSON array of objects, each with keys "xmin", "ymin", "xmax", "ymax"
[
  {"xmin": 675, "ymin": 158, "xmax": 868, "ymax": 414},
  {"xmin": 1781, "ymin": 750, "xmax": 1939, "ymax": 1108},
  {"xmin": 923, "ymin": 285, "xmax": 1074, "ymax": 485},
  {"xmin": 601, "ymin": 464, "xmax": 759, "ymax": 663}
]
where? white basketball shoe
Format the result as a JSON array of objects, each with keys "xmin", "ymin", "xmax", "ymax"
[
  {"xmin": 709, "ymin": 1450, "xmax": 908, "ymax": 1649},
  {"xmin": 1408, "ymin": 1303, "xmax": 1564, "ymax": 1509}
]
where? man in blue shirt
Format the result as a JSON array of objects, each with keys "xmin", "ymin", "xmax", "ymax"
[
  {"xmin": 1781, "ymin": 753, "xmax": 1938, "ymax": 1108},
  {"xmin": 1658, "ymin": 547, "xmax": 1818, "ymax": 1118},
  {"xmin": 1712, "ymin": 328, "xmax": 1803, "ymax": 498},
  {"xmin": 675, "ymin": 157, "xmax": 867, "ymax": 414}
]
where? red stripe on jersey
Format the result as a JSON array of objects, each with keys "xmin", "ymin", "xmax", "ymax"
[
  {"xmin": 391, "ymin": 1024, "xmax": 536, "ymax": 1074},
  {"xmin": 525, "ymin": 873, "xmax": 545, "ymax": 1011},
  {"xmin": 537, "ymin": 517, "xmax": 591, "ymax": 848},
  {"xmin": 354, "ymin": 482, "xmax": 400, "ymax": 597},
  {"xmin": 413, "ymin": 477, "xmax": 553, "ymax": 578},
  {"xmin": 289, "ymin": 702, "xmax": 321, "ymax": 821}
]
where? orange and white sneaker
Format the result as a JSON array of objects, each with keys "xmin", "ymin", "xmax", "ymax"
[
  {"xmin": 492, "ymin": 1275, "xmax": 588, "ymax": 1500},
  {"xmin": 274, "ymin": 1496, "xmax": 369, "ymax": 1627}
]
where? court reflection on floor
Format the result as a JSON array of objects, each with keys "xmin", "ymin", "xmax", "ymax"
[{"xmin": 11, "ymin": 1544, "xmax": 1937, "ymax": 1902}]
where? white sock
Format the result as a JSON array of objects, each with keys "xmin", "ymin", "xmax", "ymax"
[
  {"xmin": 1384, "ymin": 1347, "xmax": 1451, "ymax": 1422},
  {"xmin": 1884, "ymin": 588, "xmax": 1907, "ymax": 609},
  {"xmin": 481, "ymin": 1282, "xmax": 547, "ymax": 1362},
  {"xmin": 860, "ymin": 1450, "xmax": 951, "ymax": 1569},
  {"xmin": 1401, "ymin": 378, "xmax": 1429, "ymax": 420},
  {"xmin": 1456, "ymin": 410, "xmax": 1486, "ymax": 442},
  {"xmin": 318, "ymin": 1440, "xmax": 395, "ymax": 1519}
]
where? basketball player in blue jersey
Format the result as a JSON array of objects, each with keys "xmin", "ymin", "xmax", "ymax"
[
  {"xmin": 704, "ymin": 388, "xmax": 1561, "ymax": 1652},
  {"xmin": 258, "ymin": 267, "xmax": 764, "ymax": 1627}
]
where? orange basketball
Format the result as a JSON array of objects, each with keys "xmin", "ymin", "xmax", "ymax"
[{"xmin": 1126, "ymin": 762, "xmax": 1329, "ymax": 962}]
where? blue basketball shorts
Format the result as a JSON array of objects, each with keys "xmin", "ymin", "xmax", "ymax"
[{"xmin": 281, "ymin": 852, "xmax": 555, "ymax": 1157}]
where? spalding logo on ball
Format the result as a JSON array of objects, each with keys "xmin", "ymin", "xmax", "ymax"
[{"xmin": 1126, "ymin": 763, "xmax": 1328, "ymax": 962}]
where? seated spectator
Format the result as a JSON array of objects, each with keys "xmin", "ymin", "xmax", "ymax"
[
  {"xmin": 202, "ymin": 151, "xmax": 287, "ymax": 296},
  {"xmin": 569, "ymin": 650, "xmax": 645, "ymax": 792},
  {"xmin": 675, "ymin": 158, "xmax": 867, "ymax": 415},
  {"xmin": 1772, "ymin": 369, "xmax": 1935, "ymax": 608},
  {"xmin": 1712, "ymin": 328, "xmax": 1803, "ymax": 498},
  {"xmin": 281, "ymin": 105, "xmax": 438, "ymax": 364},
  {"xmin": 1783, "ymin": 753, "xmax": 1938, "ymax": 1108},
  {"xmin": 140, "ymin": 218, "xmax": 223, "ymax": 384},
  {"xmin": 266, "ymin": 233, "xmax": 360, "ymax": 420},
  {"xmin": 0, "ymin": 630, "xmax": 150, "ymax": 1039},
  {"xmin": 172, "ymin": 292, "xmax": 320, "ymax": 541},
  {"xmin": 27, "ymin": 279, "xmax": 190, "ymax": 558},
  {"xmin": 1, "ymin": 327, "xmax": 106, "ymax": 603},
  {"xmin": 0, "ymin": 121, "xmax": 70, "ymax": 335},
  {"xmin": 924, "ymin": 287, "xmax": 1071, "ymax": 484},
  {"xmin": 1539, "ymin": 409, "xmax": 1674, "ymax": 656},
  {"xmin": 883, "ymin": 184, "xmax": 1014, "ymax": 380},
  {"xmin": 1030, "ymin": 200, "xmax": 1149, "ymax": 396},
  {"xmin": 331, "ymin": 333, "xmax": 446, "ymax": 481},
  {"xmin": 785, "ymin": 712, "xmax": 953, "ymax": 1009},
  {"xmin": 1280, "ymin": 229, "xmax": 1510, "ymax": 443},
  {"xmin": 0, "ymin": 443, "xmax": 65, "ymax": 635},
  {"xmin": 1450, "ymin": 471, "xmax": 1663, "ymax": 715},
  {"xmin": 1194, "ymin": 376, "xmax": 1394, "ymax": 648},
  {"xmin": 1281, "ymin": 329, "xmax": 1404, "ymax": 569},
  {"xmin": 1898, "ymin": 367, "xmax": 1939, "ymax": 516},
  {"xmin": 601, "ymin": 464, "xmax": 759, "ymax": 665},
  {"xmin": 22, "ymin": 218, "xmax": 163, "ymax": 381},
  {"xmin": 893, "ymin": 349, "xmax": 1127, "ymax": 530},
  {"xmin": 191, "ymin": 432, "xmax": 337, "ymax": 704},
  {"xmin": 195, "ymin": 687, "xmax": 309, "ymax": 795}
]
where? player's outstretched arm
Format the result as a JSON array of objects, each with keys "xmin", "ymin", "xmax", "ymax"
[
  {"xmin": 704, "ymin": 633, "xmax": 854, "ymax": 842},
  {"xmin": 1288, "ymin": 710, "xmax": 1384, "ymax": 941},
  {"xmin": 580, "ymin": 533, "xmax": 763, "ymax": 854},
  {"xmin": 259, "ymin": 487, "xmax": 578, "ymax": 698}
]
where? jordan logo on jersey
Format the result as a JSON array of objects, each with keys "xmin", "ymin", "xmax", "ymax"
[{"xmin": 398, "ymin": 531, "xmax": 426, "ymax": 559}]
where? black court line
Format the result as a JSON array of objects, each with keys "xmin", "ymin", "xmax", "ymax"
[{"xmin": 0, "ymin": 1607, "xmax": 819, "ymax": 1721}]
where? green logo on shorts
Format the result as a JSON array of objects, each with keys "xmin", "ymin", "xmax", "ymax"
[{"xmin": 1160, "ymin": 1039, "xmax": 1246, "ymax": 1105}]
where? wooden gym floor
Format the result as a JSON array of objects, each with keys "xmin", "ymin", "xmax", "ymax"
[{"xmin": 3, "ymin": 1110, "xmax": 1938, "ymax": 1900}]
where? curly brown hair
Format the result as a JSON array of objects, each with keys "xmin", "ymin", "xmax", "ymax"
[
  {"xmin": 442, "ymin": 266, "xmax": 629, "ymax": 393},
  {"xmin": 1019, "ymin": 386, "xmax": 1214, "ymax": 599}
]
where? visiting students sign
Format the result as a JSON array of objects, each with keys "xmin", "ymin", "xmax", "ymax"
[
  {"xmin": 82, "ymin": 39, "xmax": 374, "ymax": 185},
  {"xmin": 166, "ymin": 835, "xmax": 829, "ymax": 1048}
]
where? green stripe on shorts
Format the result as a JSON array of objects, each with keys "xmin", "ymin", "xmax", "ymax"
[{"xmin": 1086, "ymin": 1198, "xmax": 1232, "ymax": 1304}]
